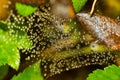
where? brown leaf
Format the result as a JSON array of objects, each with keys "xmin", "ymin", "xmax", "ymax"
[{"xmin": 77, "ymin": 13, "xmax": 120, "ymax": 50}]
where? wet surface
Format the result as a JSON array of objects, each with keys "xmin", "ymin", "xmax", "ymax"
[{"xmin": 1, "ymin": 0, "xmax": 120, "ymax": 80}]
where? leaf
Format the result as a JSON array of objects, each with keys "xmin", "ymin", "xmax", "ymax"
[
  {"xmin": 0, "ymin": 21, "xmax": 32, "ymax": 70},
  {"xmin": 15, "ymin": 2, "xmax": 37, "ymax": 16},
  {"xmin": 72, "ymin": 0, "xmax": 87, "ymax": 13},
  {"xmin": 10, "ymin": 30, "xmax": 32, "ymax": 49},
  {"xmin": 87, "ymin": 65, "xmax": 120, "ymax": 80},
  {"xmin": 12, "ymin": 61, "xmax": 44, "ymax": 80},
  {"xmin": 0, "ymin": 29, "xmax": 20, "ymax": 70}
]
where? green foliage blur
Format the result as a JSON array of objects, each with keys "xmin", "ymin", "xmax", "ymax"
[
  {"xmin": 12, "ymin": 61, "xmax": 43, "ymax": 80},
  {"xmin": 87, "ymin": 65, "xmax": 120, "ymax": 80}
]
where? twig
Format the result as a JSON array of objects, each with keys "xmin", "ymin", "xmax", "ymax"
[{"xmin": 90, "ymin": 0, "xmax": 97, "ymax": 15}]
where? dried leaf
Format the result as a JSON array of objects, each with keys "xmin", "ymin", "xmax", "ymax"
[{"xmin": 77, "ymin": 13, "xmax": 120, "ymax": 50}]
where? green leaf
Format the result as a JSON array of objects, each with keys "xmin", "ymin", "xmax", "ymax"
[
  {"xmin": 15, "ymin": 2, "xmax": 37, "ymax": 16},
  {"xmin": 72, "ymin": 0, "xmax": 87, "ymax": 13},
  {"xmin": 10, "ymin": 30, "xmax": 32, "ymax": 49},
  {"xmin": 0, "ymin": 21, "xmax": 32, "ymax": 70},
  {"xmin": 87, "ymin": 65, "xmax": 120, "ymax": 80},
  {"xmin": 12, "ymin": 61, "xmax": 44, "ymax": 80},
  {"xmin": 0, "ymin": 29, "xmax": 20, "ymax": 70}
]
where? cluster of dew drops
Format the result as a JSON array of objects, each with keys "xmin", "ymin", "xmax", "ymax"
[{"xmin": 5, "ymin": 3, "xmax": 116, "ymax": 78}]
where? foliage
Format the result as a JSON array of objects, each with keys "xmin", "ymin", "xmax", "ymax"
[
  {"xmin": 0, "ymin": 1, "xmax": 35, "ymax": 71},
  {"xmin": 0, "ymin": 0, "xmax": 120, "ymax": 80},
  {"xmin": 0, "ymin": 21, "xmax": 32, "ymax": 70},
  {"xmin": 0, "ymin": 23, "xmax": 19, "ymax": 70},
  {"xmin": 15, "ymin": 2, "xmax": 38, "ymax": 16},
  {"xmin": 12, "ymin": 61, "xmax": 44, "ymax": 80},
  {"xmin": 72, "ymin": 0, "xmax": 87, "ymax": 13},
  {"xmin": 87, "ymin": 65, "xmax": 120, "ymax": 80}
]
